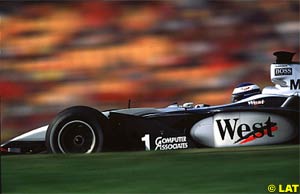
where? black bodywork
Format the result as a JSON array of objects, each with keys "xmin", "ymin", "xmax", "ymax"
[
  {"xmin": 1, "ymin": 92, "xmax": 299, "ymax": 154},
  {"xmin": 101, "ymin": 95, "xmax": 299, "ymax": 151}
]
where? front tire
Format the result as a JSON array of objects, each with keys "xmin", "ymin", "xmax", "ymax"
[{"xmin": 46, "ymin": 106, "xmax": 106, "ymax": 154}]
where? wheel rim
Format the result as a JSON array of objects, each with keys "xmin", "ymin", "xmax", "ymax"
[{"xmin": 57, "ymin": 120, "xmax": 96, "ymax": 153}]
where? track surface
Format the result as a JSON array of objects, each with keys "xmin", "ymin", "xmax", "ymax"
[{"xmin": 1, "ymin": 145, "xmax": 299, "ymax": 193}]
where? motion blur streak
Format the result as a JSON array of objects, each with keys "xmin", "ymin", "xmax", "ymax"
[{"xmin": 0, "ymin": 1, "xmax": 299, "ymax": 142}]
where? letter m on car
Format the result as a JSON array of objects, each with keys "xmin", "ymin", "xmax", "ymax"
[{"xmin": 290, "ymin": 79, "xmax": 300, "ymax": 90}]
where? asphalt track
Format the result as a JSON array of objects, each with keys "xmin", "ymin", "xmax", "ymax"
[{"xmin": 1, "ymin": 145, "xmax": 299, "ymax": 194}]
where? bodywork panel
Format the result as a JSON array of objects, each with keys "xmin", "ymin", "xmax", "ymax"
[{"xmin": 1, "ymin": 95, "xmax": 299, "ymax": 154}]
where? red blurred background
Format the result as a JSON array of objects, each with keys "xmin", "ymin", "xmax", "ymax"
[{"xmin": 0, "ymin": 1, "xmax": 299, "ymax": 142}]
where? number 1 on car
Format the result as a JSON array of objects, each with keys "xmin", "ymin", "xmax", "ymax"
[{"xmin": 141, "ymin": 134, "xmax": 150, "ymax": 151}]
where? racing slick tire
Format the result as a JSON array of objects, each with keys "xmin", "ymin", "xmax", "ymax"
[{"xmin": 46, "ymin": 106, "xmax": 106, "ymax": 154}]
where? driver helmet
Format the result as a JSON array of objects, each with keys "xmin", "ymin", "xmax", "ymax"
[{"xmin": 232, "ymin": 82, "xmax": 261, "ymax": 102}]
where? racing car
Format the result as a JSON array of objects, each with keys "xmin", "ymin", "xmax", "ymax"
[{"xmin": 1, "ymin": 51, "xmax": 299, "ymax": 154}]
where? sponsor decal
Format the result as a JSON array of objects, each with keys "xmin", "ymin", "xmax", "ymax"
[
  {"xmin": 155, "ymin": 136, "xmax": 188, "ymax": 150},
  {"xmin": 248, "ymin": 99, "xmax": 265, "ymax": 106},
  {"xmin": 7, "ymin": 147, "xmax": 21, "ymax": 153},
  {"xmin": 241, "ymin": 86, "xmax": 251, "ymax": 91},
  {"xmin": 290, "ymin": 79, "xmax": 300, "ymax": 90},
  {"xmin": 216, "ymin": 117, "xmax": 277, "ymax": 144},
  {"xmin": 275, "ymin": 68, "xmax": 292, "ymax": 76}
]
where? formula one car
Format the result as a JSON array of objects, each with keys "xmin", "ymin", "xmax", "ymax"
[{"xmin": 1, "ymin": 51, "xmax": 299, "ymax": 154}]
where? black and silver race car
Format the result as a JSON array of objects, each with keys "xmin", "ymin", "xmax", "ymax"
[{"xmin": 1, "ymin": 51, "xmax": 299, "ymax": 154}]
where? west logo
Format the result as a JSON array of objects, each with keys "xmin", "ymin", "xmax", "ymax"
[
  {"xmin": 216, "ymin": 117, "xmax": 277, "ymax": 144},
  {"xmin": 275, "ymin": 68, "xmax": 292, "ymax": 76}
]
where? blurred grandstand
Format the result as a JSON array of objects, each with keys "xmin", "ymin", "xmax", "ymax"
[{"xmin": 0, "ymin": 1, "xmax": 299, "ymax": 142}]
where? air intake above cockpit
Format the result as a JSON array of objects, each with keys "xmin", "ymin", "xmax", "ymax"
[{"xmin": 273, "ymin": 51, "xmax": 296, "ymax": 64}]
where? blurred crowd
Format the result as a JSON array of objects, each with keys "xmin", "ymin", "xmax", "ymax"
[{"xmin": 0, "ymin": 1, "xmax": 299, "ymax": 142}]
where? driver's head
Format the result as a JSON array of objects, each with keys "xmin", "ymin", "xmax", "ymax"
[{"xmin": 232, "ymin": 82, "xmax": 261, "ymax": 102}]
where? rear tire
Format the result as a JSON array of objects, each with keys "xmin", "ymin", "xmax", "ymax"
[{"xmin": 46, "ymin": 106, "xmax": 106, "ymax": 154}]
